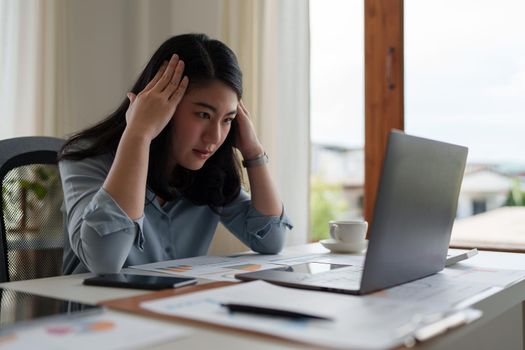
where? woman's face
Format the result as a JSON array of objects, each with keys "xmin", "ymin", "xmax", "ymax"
[{"xmin": 170, "ymin": 79, "xmax": 238, "ymax": 170}]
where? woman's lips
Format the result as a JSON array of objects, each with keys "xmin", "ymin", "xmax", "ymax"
[{"xmin": 193, "ymin": 149, "xmax": 212, "ymax": 159}]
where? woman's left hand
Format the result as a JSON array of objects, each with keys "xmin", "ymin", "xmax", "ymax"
[{"xmin": 235, "ymin": 100, "xmax": 265, "ymax": 159}]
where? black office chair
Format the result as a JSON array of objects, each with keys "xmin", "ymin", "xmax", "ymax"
[{"xmin": 0, "ymin": 136, "xmax": 65, "ymax": 283}]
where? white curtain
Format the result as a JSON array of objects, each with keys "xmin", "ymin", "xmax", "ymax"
[
  {"xmin": 212, "ymin": 0, "xmax": 310, "ymax": 250},
  {"xmin": 0, "ymin": 0, "xmax": 67, "ymax": 139},
  {"xmin": 0, "ymin": 0, "xmax": 310, "ymax": 252}
]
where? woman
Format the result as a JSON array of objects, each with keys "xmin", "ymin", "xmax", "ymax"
[{"xmin": 58, "ymin": 33, "xmax": 293, "ymax": 274}]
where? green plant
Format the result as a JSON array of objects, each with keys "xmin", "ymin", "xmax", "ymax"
[
  {"xmin": 20, "ymin": 166, "xmax": 57, "ymax": 199},
  {"xmin": 310, "ymin": 175, "xmax": 348, "ymax": 241},
  {"xmin": 2, "ymin": 165, "xmax": 60, "ymax": 231},
  {"xmin": 505, "ymin": 178, "xmax": 525, "ymax": 206}
]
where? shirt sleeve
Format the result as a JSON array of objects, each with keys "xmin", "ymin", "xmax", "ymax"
[
  {"xmin": 59, "ymin": 155, "xmax": 144, "ymax": 274},
  {"xmin": 219, "ymin": 189, "xmax": 293, "ymax": 254}
]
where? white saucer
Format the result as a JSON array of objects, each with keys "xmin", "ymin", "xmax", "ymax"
[{"xmin": 320, "ymin": 239, "xmax": 367, "ymax": 254}]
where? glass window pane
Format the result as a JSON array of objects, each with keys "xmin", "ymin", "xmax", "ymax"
[
  {"xmin": 310, "ymin": 0, "xmax": 365, "ymax": 241},
  {"xmin": 405, "ymin": 0, "xmax": 525, "ymax": 247}
]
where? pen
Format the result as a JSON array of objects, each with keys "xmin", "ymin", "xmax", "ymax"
[{"xmin": 220, "ymin": 303, "xmax": 333, "ymax": 321}]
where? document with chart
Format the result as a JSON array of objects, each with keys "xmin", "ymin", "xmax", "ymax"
[
  {"xmin": 129, "ymin": 254, "xmax": 314, "ymax": 281},
  {"xmin": 137, "ymin": 266, "xmax": 525, "ymax": 349},
  {"xmin": 139, "ymin": 280, "xmax": 480, "ymax": 350}
]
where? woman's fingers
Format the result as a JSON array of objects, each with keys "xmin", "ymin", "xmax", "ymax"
[
  {"xmin": 164, "ymin": 60, "xmax": 185, "ymax": 97},
  {"xmin": 239, "ymin": 99, "xmax": 246, "ymax": 109},
  {"xmin": 124, "ymin": 54, "xmax": 189, "ymax": 141},
  {"xmin": 152, "ymin": 54, "xmax": 179, "ymax": 92},
  {"xmin": 238, "ymin": 99, "xmax": 250, "ymax": 116},
  {"xmin": 143, "ymin": 61, "xmax": 168, "ymax": 92},
  {"xmin": 141, "ymin": 54, "xmax": 186, "ymax": 102},
  {"xmin": 169, "ymin": 76, "xmax": 189, "ymax": 103},
  {"xmin": 234, "ymin": 100, "xmax": 264, "ymax": 157},
  {"xmin": 126, "ymin": 92, "xmax": 137, "ymax": 105}
]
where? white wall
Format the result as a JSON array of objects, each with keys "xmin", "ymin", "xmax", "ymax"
[{"xmin": 63, "ymin": 0, "xmax": 223, "ymax": 135}]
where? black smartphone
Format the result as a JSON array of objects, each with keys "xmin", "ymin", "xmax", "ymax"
[{"xmin": 83, "ymin": 273, "xmax": 197, "ymax": 290}]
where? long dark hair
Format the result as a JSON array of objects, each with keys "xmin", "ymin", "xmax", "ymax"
[{"xmin": 59, "ymin": 33, "xmax": 243, "ymax": 208}]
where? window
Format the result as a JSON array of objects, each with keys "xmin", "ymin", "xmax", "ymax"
[
  {"xmin": 309, "ymin": 0, "xmax": 365, "ymax": 241},
  {"xmin": 405, "ymin": 0, "xmax": 525, "ymax": 250},
  {"xmin": 472, "ymin": 200, "xmax": 487, "ymax": 216}
]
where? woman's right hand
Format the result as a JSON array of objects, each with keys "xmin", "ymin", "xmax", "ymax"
[{"xmin": 125, "ymin": 54, "xmax": 189, "ymax": 141}]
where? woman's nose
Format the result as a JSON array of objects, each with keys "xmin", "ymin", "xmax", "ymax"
[{"xmin": 203, "ymin": 122, "xmax": 221, "ymax": 144}]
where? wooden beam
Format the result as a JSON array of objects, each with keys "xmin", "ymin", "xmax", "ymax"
[{"xmin": 364, "ymin": 0, "xmax": 404, "ymax": 230}]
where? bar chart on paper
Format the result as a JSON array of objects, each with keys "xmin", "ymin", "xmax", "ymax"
[
  {"xmin": 131, "ymin": 256, "xmax": 281, "ymax": 282},
  {"xmin": 0, "ymin": 312, "xmax": 189, "ymax": 350}
]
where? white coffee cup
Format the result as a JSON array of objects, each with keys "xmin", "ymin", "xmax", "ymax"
[{"xmin": 329, "ymin": 220, "xmax": 368, "ymax": 245}]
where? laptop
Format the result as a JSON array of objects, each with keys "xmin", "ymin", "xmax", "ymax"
[{"xmin": 237, "ymin": 130, "xmax": 468, "ymax": 295}]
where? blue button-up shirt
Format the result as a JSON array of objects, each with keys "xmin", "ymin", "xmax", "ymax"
[{"xmin": 59, "ymin": 152, "xmax": 293, "ymax": 274}]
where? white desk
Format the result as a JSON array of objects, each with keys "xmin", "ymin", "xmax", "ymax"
[{"xmin": 1, "ymin": 244, "xmax": 525, "ymax": 350}]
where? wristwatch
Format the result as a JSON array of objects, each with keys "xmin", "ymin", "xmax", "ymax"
[{"xmin": 242, "ymin": 152, "xmax": 269, "ymax": 168}]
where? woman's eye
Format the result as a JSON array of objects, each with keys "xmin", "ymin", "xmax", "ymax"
[
  {"xmin": 224, "ymin": 117, "xmax": 235, "ymax": 124},
  {"xmin": 197, "ymin": 112, "xmax": 210, "ymax": 119}
]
